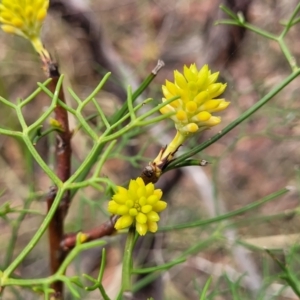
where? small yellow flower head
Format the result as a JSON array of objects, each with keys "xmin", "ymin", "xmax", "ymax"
[
  {"xmin": 49, "ymin": 117, "xmax": 63, "ymax": 131},
  {"xmin": 108, "ymin": 177, "xmax": 167, "ymax": 236},
  {"xmin": 160, "ymin": 64, "xmax": 230, "ymax": 135},
  {"xmin": 0, "ymin": 0, "xmax": 49, "ymax": 56}
]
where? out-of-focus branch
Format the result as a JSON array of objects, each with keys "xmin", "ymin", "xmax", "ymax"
[
  {"xmin": 49, "ymin": 0, "xmax": 126, "ymax": 100},
  {"xmin": 201, "ymin": 0, "xmax": 253, "ymax": 67}
]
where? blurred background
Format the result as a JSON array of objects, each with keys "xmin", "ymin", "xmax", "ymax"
[{"xmin": 1, "ymin": 0, "xmax": 300, "ymax": 299}]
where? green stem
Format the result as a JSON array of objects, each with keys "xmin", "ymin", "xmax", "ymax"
[
  {"xmin": 122, "ymin": 225, "xmax": 137, "ymax": 294},
  {"xmin": 4, "ymin": 199, "xmax": 35, "ymax": 267},
  {"xmin": 92, "ymin": 99, "xmax": 110, "ymax": 129},
  {"xmin": 92, "ymin": 140, "xmax": 117, "ymax": 178},
  {"xmin": 132, "ymin": 257, "xmax": 186, "ymax": 274},
  {"xmin": 136, "ymin": 111, "xmax": 175, "ymax": 127},
  {"xmin": 3, "ymin": 240, "xmax": 106, "ymax": 289},
  {"xmin": 68, "ymin": 145, "xmax": 104, "ymax": 199},
  {"xmin": 159, "ymin": 187, "xmax": 288, "ymax": 231},
  {"xmin": 283, "ymin": 16, "xmax": 300, "ymax": 27},
  {"xmin": 215, "ymin": 19, "xmax": 277, "ymax": 41},
  {"xmin": 163, "ymin": 131, "xmax": 186, "ymax": 158},
  {"xmin": 66, "ymin": 143, "xmax": 104, "ymax": 185},
  {"xmin": 100, "ymin": 97, "xmax": 178, "ymax": 143},
  {"xmin": 225, "ymin": 207, "xmax": 298, "ymax": 228},
  {"xmin": 97, "ymin": 249, "xmax": 110, "ymax": 300},
  {"xmin": 127, "ymin": 86, "xmax": 136, "ymax": 121},
  {"xmin": 266, "ymin": 249, "xmax": 300, "ymax": 297},
  {"xmin": 133, "ymin": 236, "xmax": 216, "ymax": 293},
  {"xmin": 166, "ymin": 159, "xmax": 208, "ymax": 170},
  {"xmin": 279, "ymin": 1, "xmax": 300, "ymax": 38},
  {"xmin": 0, "ymin": 129, "xmax": 22, "ymax": 137},
  {"xmin": 167, "ymin": 69, "xmax": 300, "ymax": 169},
  {"xmin": 20, "ymin": 79, "xmax": 52, "ymax": 108},
  {"xmin": 111, "ymin": 71, "xmax": 156, "ymax": 123},
  {"xmin": 243, "ymin": 22, "xmax": 278, "ymax": 40},
  {"xmin": 282, "ymin": 271, "xmax": 300, "ymax": 297},
  {"xmin": 2, "ymin": 188, "xmax": 65, "ymax": 280},
  {"xmin": 0, "ymin": 96, "xmax": 16, "ymax": 109},
  {"xmin": 278, "ymin": 39, "xmax": 298, "ymax": 71},
  {"xmin": 22, "ymin": 135, "xmax": 61, "ymax": 186}
]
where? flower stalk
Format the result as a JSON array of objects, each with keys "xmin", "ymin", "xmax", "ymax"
[{"xmin": 121, "ymin": 225, "xmax": 137, "ymax": 296}]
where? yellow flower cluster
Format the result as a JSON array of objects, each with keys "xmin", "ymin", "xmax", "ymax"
[
  {"xmin": 0, "ymin": 0, "xmax": 49, "ymax": 55},
  {"xmin": 160, "ymin": 64, "xmax": 230, "ymax": 135},
  {"xmin": 108, "ymin": 177, "xmax": 167, "ymax": 236}
]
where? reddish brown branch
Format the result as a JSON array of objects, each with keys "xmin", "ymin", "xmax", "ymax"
[
  {"xmin": 202, "ymin": 0, "xmax": 253, "ymax": 68},
  {"xmin": 61, "ymin": 216, "xmax": 118, "ymax": 250},
  {"xmin": 49, "ymin": 0, "xmax": 126, "ymax": 100},
  {"xmin": 48, "ymin": 64, "xmax": 72, "ymax": 214},
  {"xmin": 46, "ymin": 62, "xmax": 72, "ymax": 299}
]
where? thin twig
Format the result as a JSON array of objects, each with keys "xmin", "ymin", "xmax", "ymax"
[{"xmin": 60, "ymin": 216, "xmax": 118, "ymax": 250}]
